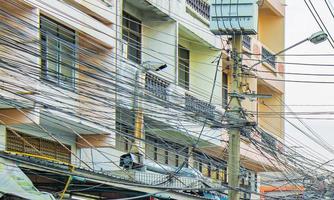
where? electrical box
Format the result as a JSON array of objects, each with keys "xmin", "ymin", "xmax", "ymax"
[{"xmin": 209, "ymin": 0, "xmax": 258, "ymax": 35}]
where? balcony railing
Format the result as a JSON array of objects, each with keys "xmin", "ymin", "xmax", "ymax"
[
  {"xmin": 186, "ymin": 0, "xmax": 210, "ymax": 20},
  {"xmin": 133, "ymin": 171, "xmax": 202, "ymax": 188},
  {"xmin": 185, "ymin": 94, "xmax": 215, "ymax": 120},
  {"xmin": 242, "ymin": 35, "xmax": 252, "ymax": 50},
  {"xmin": 145, "ymin": 73, "xmax": 170, "ymax": 100},
  {"xmin": 262, "ymin": 47, "xmax": 276, "ymax": 69}
]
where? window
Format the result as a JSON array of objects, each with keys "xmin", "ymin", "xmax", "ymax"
[
  {"xmin": 178, "ymin": 46, "xmax": 190, "ymax": 90},
  {"xmin": 153, "ymin": 146, "xmax": 158, "ymax": 161},
  {"xmin": 216, "ymin": 169, "xmax": 220, "ymax": 180},
  {"xmin": 122, "ymin": 12, "xmax": 141, "ymax": 64},
  {"xmin": 262, "ymin": 47, "xmax": 276, "ymax": 68},
  {"xmin": 116, "ymin": 121, "xmax": 133, "ymax": 152},
  {"xmin": 198, "ymin": 162, "xmax": 203, "ymax": 173},
  {"xmin": 175, "ymin": 155, "xmax": 179, "ymax": 167},
  {"xmin": 185, "ymin": 157, "xmax": 189, "ymax": 168},
  {"xmin": 164, "ymin": 150, "xmax": 169, "ymax": 165},
  {"xmin": 6, "ymin": 130, "xmax": 71, "ymax": 163},
  {"xmin": 40, "ymin": 16, "xmax": 76, "ymax": 87},
  {"xmin": 115, "ymin": 109, "xmax": 134, "ymax": 152},
  {"xmin": 223, "ymin": 167, "xmax": 227, "ymax": 183},
  {"xmin": 222, "ymin": 72, "xmax": 228, "ymax": 108}
]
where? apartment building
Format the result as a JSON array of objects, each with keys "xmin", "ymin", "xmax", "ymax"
[
  {"xmin": 0, "ymin": 0, "xmax": 285, "ymax": 199},
  {"xmin": 0, "ymin": 0, "xmax": 158, "ymax": 199},
  {"xmin": 114, "ymin": 0, "xmax": 286, "ymax": 199}
]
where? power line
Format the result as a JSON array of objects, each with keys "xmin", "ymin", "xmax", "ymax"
[{"xmin": 3, "ymin": 1, "xmax": 334, "ymax": 198}]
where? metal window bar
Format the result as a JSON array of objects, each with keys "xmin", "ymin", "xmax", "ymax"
[
  {"xmin": 40, "ymin": 16, "xmax": 76, "ymax": 88},
  {"xmin": 242, "ymin": 35, "xmax": 252, "ymax": 50},
  {"xmin": 122, "ymin": 12, "xmax": 142, "ymax": 64},
  {"xmin": 186, "ymin": 0, "xmax": 210, "ymax": 20},
  {"xmin": 6, "ymin": 130, "xmax": 71, "ymax": 163},
  {"xmin": 262, "ymin": 47, "xmax": 276, "ymax": 69}
]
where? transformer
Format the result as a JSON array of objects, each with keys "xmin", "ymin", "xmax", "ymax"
[{"xmin": 209, "ymin": 0, "xmax": 258, "ymax": 35}]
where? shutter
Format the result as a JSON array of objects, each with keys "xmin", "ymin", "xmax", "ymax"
[{"xmin": 6, "ymin": 130, "xmax": 71, "ymax": 163}]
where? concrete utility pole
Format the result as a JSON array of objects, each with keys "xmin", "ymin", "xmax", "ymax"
[
  {"xmin": 225, "ymin": 31, "xmax": 328, "ymax": 200},
  {"xmin": 227, "ymin": 35, "xmax": 243, "ymax": 200}
]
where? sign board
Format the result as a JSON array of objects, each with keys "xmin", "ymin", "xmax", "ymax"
[
  {"xmin": 209, "ymin": 0, "xmax": 258, "ymax": 35},
  {"xmin": 0, "ymin": 157, "xmax": 55, "ymax": 200}
]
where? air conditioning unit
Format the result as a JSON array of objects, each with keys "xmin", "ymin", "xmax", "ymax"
[{"xmin": 120, "ymin": 153, "xmax": 144, "ymax": 169}]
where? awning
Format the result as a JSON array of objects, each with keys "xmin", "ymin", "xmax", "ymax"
[{"xmin": 0, "ymin": 157, "xmax": 55, "ymax": 200}]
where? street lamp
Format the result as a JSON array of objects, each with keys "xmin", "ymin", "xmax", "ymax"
[
  {"xmin": 120, "ymin": 61, "xmax": 167, "ymax": 169},
  {"xmin": 309, "ymin": 31, "xmax": 328, "ymax": 44},
  {"xmin": 247, "ymin": 31, "xmax": 328, "ymax": 72}
]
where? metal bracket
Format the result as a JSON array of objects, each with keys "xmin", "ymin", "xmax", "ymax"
[{"xmin": 228, "ymin": 92, "xmax": 246, "ymax": 100}]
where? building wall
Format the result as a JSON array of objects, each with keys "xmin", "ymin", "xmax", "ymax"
[
  {"xmin": 0, "ymin": 0, "xmax": 117, "ymax": 165},
  {"xmin": 79, "ymin": 147, "xmax": 125, "ymax": 171},
  {"xmin": 122, "ymin": 0, "xmax": 225, "ymax": 151},
  {"xmin": 120, "ymin": 0, "xmax": 287, "ymax": 173},
  {"xmin": 0, "ymin": 2, "xmax": 40, "ymax": 106},
  {"xmin": 258, "ymin": 85, "xmax": 285, "ymax": 139},
  {"xmin": 124, "ymin": 2, "xmax": 178, "ymax": 82},
  {"xmin": 144, "ymin": 0, "xmax": 222, "ymax": 49},
  {"xmin": 25, "ymin": 0, "xmax": 115, "ymax": 48},
  {"xmin": 0, "ymin": 0, "xmax": 286, "ymax": 191},
  {"xmin": 257, "ymin": 5, "xmax": 285, "ymax": 139},
  {"xmin": 142, "ymin": 20, "xmax": 178, "ymax": 83},
  {"xmin": 258, "ymin": 9, "xmax": 285, "ymax": 53},
  {"xmin": 189, "ymin": 44, "xmax": 222, "ymax": 107},
  {"xmin": 77, "ymin": 33, "xmax": 116, "ymax": 146}
]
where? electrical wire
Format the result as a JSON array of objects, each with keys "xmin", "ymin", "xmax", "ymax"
[{"xmin": 2, "ymin": 0, "xmax": 334, "ymax": 198}]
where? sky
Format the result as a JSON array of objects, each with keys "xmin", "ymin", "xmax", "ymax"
[{"xmin": 285, "ymin": 0, "xmax": 334, "ymax": 162}]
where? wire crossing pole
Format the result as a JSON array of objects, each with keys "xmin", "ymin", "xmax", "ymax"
[{"xmin": 228, "ymin": 35, "xmax": 243, "ymax": 200}]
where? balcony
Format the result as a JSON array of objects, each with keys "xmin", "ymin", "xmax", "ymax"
[
  {"xmin": 117, "ymin": 57, "xmax": 223, "ymax": 126},
  {"xmin": 185, "ymin": 0, "xmax": 210, "ymax": 21},
  {"xmin": 145, "ymin": 73, "xmax": 170, "ymax": 100},
  {"xmin": 185, "ymin": 93, "xmax": 216, "ymax": 121}
]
